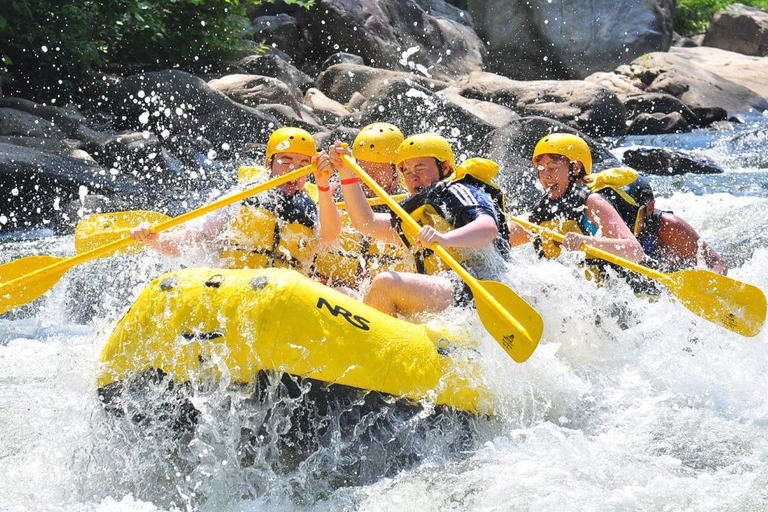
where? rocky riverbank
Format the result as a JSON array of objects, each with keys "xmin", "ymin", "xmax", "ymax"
[{"xmin": 1, "ymin": 0, "xmax": 766, "ymax": 234}]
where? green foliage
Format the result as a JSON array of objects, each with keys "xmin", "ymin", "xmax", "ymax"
[
  {"xmin": 675, "ymin": 0, "xmax": 768, "ymax": 36},
  {"xmin": 0, "ymin": 0, "xmax": 313, "ymax": 99}
]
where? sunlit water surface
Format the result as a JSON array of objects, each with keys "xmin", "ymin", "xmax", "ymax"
[{"xmin": 1, "ymin": 116, "xmax": 767, "ymax": 511}]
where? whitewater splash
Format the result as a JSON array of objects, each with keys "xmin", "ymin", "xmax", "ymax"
[{"xmin": 1, "ymin": 119, "xmax": 767, "ymax": 511}]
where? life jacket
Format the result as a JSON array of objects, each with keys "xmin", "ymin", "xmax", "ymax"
[
  {"xmin": 593, "ymin": 169, "xmax": 665, "ymax": 259},
  {"xmin": 220, "ymin": 166, "xmax": 317, "ymax": 272},
  {"xmin": 396, "ymin": 158, "xmax": 511, "ymax": 276},
  {"xmin": 528, "ymin": 167, "xmax": 644, "ymax": 259},
  {"xmin": 528, "ymin": 183, "xmax": 597, "ymax": 259},
  {"xmin": 312, "ymin": 208, "xmax": 416, "ymax": 287},
  {"xmin": 237, "ymin": 166, "xmax": 415, "ymax": 285}
]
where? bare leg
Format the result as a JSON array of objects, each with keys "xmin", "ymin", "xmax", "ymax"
[{"xmin": 364, "ymin": 271, "xmax": 454, "ymax": 317}]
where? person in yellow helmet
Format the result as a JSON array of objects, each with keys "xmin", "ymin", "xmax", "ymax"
[
  {"xmin": 334, "ymin": 132, "xmax": 511, "ymax": 317},
  {"xmin": 507, "ymin": 133, "xmax": 644, "ymax": 264},
  {"xmin": 332, "ymin": 122, "xmax": 405, "ymax": 197},
  {"xmin": 309, "ymin": 123, "xmax": 416, "ymax": 288},
  {"xmin": 130, "ymin": 127, "xmax": 340, "ymax": 274}
]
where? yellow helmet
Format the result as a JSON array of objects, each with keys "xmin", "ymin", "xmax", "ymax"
[
  {"xmin": 396, "ymin": 133, "xmax": 455, "ymax": 173},
  {"xmin": 265, "ymin": 127, "xmax": 317, "ymax": 165},
  {"xmin": 353, "ymin": 123, "xmax": 404, "ymax": 163},
  {"xmin": 532, "ymin": 133, "xmax": 592, "ymax": 175}
]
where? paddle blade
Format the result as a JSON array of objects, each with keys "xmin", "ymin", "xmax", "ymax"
[
  {"xmin": 0, "ymin": 256, "xmax": 67, "ymax": 314},
  {"xmin": 75, "ymin": 210, "xmax": 172, "ymax": 255},
  {"xmin": 474, "ymin": 279, "xmax": 544, "ymax": 363},
  {"xmin": 667, "ymin": 269, "xmax": 766, "ymax": 337}
]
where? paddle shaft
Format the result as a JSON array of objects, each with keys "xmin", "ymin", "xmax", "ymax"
[
  {"xmin": 0, "ymin": 164, "xmax": 315, "ymax": 297},
  {"xmin": 509, "ymin": 215, "xmax": 671, "ymax": 283},
  {"xmin": 340, "ymin": 154, "xmax": 531, "ymax": 339}
]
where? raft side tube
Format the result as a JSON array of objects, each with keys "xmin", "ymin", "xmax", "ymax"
[{"xmin": 97, "ymin": 268, "xmax": 491, "ymax": 413}]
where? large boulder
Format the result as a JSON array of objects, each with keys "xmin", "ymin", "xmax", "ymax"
[
  {"xmin": 626, "ymin": 112, "xmax": 691, "ymax": 135},
  {"xmin": 0, "ymin": 142, "xmax": 150, "ymax": 232},
  {"xmin": 289, "ymin": 0, "xmax": 486, "ymax": 80},
  {"xmin": 668, "ymin": 46, "xmax": 768, "ymax": 101},
  {"xmin": 303, "ymin": 88, "xmax": 352, "ymax": 125},
  {"xmin": 317, "ymin": 63, "xmax": 449, "ymax": 105},
  {"xmin": 622, "ymin": 147, "xmax": 725, "ymax": 175},
  {"xmin": 608, "ymin": 52, "xmax": 768, "ymax": 116},
  {"xmin": 0, "ymin": 108, "xmax": 65, "ymax": 139},
  {"xmin": 103, "ymin": 70, "xmax": 304, "ymax": 151},
  {"xmin": 463, "ymin": 0, "xmax": 674, "ymax": 80},
  {"xmin": 236, "ymin": 53, "xmax": 316, "ymax": 94},
  {"xmin": 250, "ymin": 13, "xmax": 312, "ymax": 65},
  {"xmin": 0, "ymin": 98, "xmax": 86, "ymax": 136},
  {"xmin": 207, "ymin": 74, "xmax": 302, "ymax": 113},
  {"xmin": 454, "ymin": 72, "xmax": 626, "ymax": 137},
  {"xmin": 703, "ymin": 3, "xmax": 768, "ymax": 57}
]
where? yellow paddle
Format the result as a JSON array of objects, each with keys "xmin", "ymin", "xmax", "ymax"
[
  {"xmin": 73, "ymin": 195, "xmax": 411, "ymax": 253},
  {"xmin": 0, "ymin": 164, "xmax": 315, "ymax": 315},
  {"xmin": 341, "ymin": 154, "xmax": 543, "ymax": 363},
  {"xmin": 508, "ymin": 216, "xmax": 766, "ymax": 337}
]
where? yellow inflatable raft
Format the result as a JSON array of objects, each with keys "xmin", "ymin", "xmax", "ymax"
[{"xmin": 97, "ymin": 267, "xmax": 491, "ymax": 416}]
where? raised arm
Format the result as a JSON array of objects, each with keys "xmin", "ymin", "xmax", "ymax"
[
  {"xmin": 313, "ymin": 151, "xmax": 342, "ymax": 243},
  {"xmin": 329, "ymin": 141, "xmax": 401, "ymax": 244}
]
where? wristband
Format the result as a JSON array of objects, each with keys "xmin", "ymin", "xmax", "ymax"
[
  {"xmin": 317, "ymin": 184, "xmax": 331, "ymax": 192},
  {"xmin": 340, "ymin": 177, "xmax": 360, "ymax": 185}
]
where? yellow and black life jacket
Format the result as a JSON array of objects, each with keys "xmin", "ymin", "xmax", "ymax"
[
  {"xmin": 396, "ymin": 158, "xmax": 512, "ymax": 276},
  {"xmin": 235, "ymin": 165, "xmax": 415, "ymax": 285},
  {"xmin": 220, "ymin": 166, "xmax": 317, "ymax": 272},
  {"xmin": 528, "ymin": 167, "xmax": 642, "ymax": 259},
  {"xmin": 592, "ymin": 168, "xmax": 661, "ymax": 255},
  {"xmin": 312, "ymin": 210, "xmax": 416, "ymax": 287}
]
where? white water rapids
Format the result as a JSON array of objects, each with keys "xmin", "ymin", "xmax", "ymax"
[{"xmin": 1, "ymin": 117, "xmax": 767, "ymax": 511}]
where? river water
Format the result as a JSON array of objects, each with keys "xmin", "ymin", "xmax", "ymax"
[{"xmin": 1, "ymin": 115, "xmax": 767, "ymax": 511}]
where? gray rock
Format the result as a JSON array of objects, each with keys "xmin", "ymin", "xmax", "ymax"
[
  {"xmin": 317, "ymin": 63, "xmax": 449, "ymax": 106},
  {"xmin": 104, "ymin": 69, "xmax": 283, "ymax": 150},
  {"xmin": 254, "ymin": 103, "xmax": 324, "ymax": 131},
  {"xmin": 672, "ymin": 31, "xmax": 700, "ymax": 48},
  {"xmin": 621, "ymin": 92, "xmax": 700, "ymax": 125},
  {"xmin": 293, "ymin": 0, "xmax": 486, "ymax": 80},
  {"xmin": 0, "ymin": 135, "xmax": 83, "ymax": 156},
  {"xmin": 322, "ymin": 52, "xmax": 365, "ymax": 69},
  {"xmin": 626, "ymin": 112, "xmax": 691, "ymax": 135},
  {"xmin": 0, "ymin": 108, "xmax": 65, "ymax": 139},
  {"xmin": 0, "ymin": 142, "xmax": 151, "ymax": 233},
  {"xmin": 703, "ymin": 3, "xmax": 768, "ymax": 56},
  {"xmin": 251, "ymin": 13, "xmax": 311, "ymax": 64},
  {"xmin": 438, "ymin": 87, "xmax": 520, "ymax": 129},
  {"xmin": 455, "ymin": 72, "xmax": 626, "ymax": 136},
  {"xmin": 207, "ymin": 74, "xmax": 302, "ymax": 112},
  {"xmin": 621, "ymin": 52, "xmax": 768, "ymax": 115},
  {"xmin": 303, "ymin": 88, "xmax": 351, "ymax": 125},
  {"xmin": 355, "ymin": 79, "xmax": 497, "ymax": 156},
  {"xmin": 464, "ymin": 0, "xmax": 674, "ymax": 80},
  {"xmin": 237, "ymin": 53, "xmax": 316, "ymax": 93},
  {"xmin": 0, "ymin": 97, "xmax": 86, "ymax": 136},
  {"xmin": 622, "ymin": 147, "xmax": 724, "ymax": 175},
  {"xmin": 669, "ymin": 46, "xmax": 768, "ymax": 101}
]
